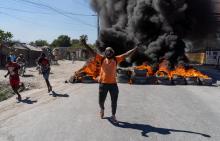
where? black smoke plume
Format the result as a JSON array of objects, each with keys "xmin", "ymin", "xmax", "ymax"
[{"xmin": 90, "ymin": 0, "xmax": 217, "ymax": 68}]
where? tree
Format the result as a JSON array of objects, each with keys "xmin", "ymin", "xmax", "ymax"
[
  {"xmin": 35, "ymin": 40, "xmax": 48, "ymax": 46},
  {"xmin": 51, "ymin": 35, "xmax": 71, "ymax": 47},
  {"xmin": 79, "ymin": 35, "xmax": 88, "ymax": 43},
  {"xmin": 0, "ymin": 29, "xmax": 13, "ymax": 43},
  {"xmin": 30, "ymin": 40, "xmax": 48, "ymax": 46},
  {"xmin": 71, "ymin": 39, "xmax": 80, "ymax": 45}
]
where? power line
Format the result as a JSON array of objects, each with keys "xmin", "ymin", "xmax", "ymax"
[
  {"xmin": 13, "ymin": 0, "xmax": 96, "ymax": 28},
  {"xmin": 0, "ymin": 11, "xmax": 43, "ymax": 26},
  {"xmin": 0, "ymin": 6, "xmax": 53, "ymax": 15},
  {"xmin": 0, "ymin": 10, "xmax": 98, "ymax": 36},
  {"xmin": 0, "ymin": 6, "xmax": 97, "ymax": 17}
]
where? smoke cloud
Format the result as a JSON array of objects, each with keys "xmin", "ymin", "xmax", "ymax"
[{"xmin": 90, "ymin": 0, "xmax": 217, "ymax": 68}]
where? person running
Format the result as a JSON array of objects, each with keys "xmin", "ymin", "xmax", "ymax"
[
  {"xmin": 38, "ymin": 53, "xmax": 52, "ymax": 93},
  {"xmin": 81, "ymin": 39, "xmax": 138, "ymax": 122},
  {"xmin": 5, "ymin": 57, "xmax": 24, "ymax": 101},
  {"xmin": 16, "ymin": 54, "xmax": 26, "ymax": 76},
  {"xmin": 9, "ymin": 51, "xmax": 17, "ymax": 62}
]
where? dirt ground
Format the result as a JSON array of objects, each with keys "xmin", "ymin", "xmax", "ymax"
[{"xmin": 0, "ymin": 60, "xmax": 85, "ymax": 101}]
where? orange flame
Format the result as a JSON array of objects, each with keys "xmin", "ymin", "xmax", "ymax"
[
  {"xmin": 134, "ymin": 64, "xmax": 154, "ymax": 76},
  {"xmin": 156, "ymin": 60, "xmax": 172, "ymax": 79},
  {"xmin": 74, "ymin": 57, "xmax": 100, "ymax": 80},
  {"xmin": 170, "ymin": 65, "xmax": 186, "ymax": 78},
  {"xmin": 170, "ymin": 64, "xmax": 209, "ymax": 79},
  {"xmin": 185, "ymin": 68, "xmax": 209, "ymax": 79},
  {"xmin": 73, "ymin": 58, "xmax": 209, "ymax": 83}
]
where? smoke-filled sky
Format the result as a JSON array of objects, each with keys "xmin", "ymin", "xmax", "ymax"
[{"xmin": 90, "ymin": 0, "xmax": 218, "ymax": 67}]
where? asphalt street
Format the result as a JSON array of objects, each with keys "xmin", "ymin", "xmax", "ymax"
[{"xmin": 0, "ymin": 61, "xmax": 220, "ymax": 141}]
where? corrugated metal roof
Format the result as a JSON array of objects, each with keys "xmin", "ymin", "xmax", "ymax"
[
  {"xmin": 26, "ymin": 44, "xmax": 42, "ymax": 52},
  {"xmin": 13, "ymin": 43, "xmax": 28, "ymax": 50},
  {"xmin": 13, "ymin": 43, "xmax": 42, "ymax": 51}
]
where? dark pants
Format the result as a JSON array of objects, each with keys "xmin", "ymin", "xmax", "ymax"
[{"xmin": 99, "ymin": 83, "xmax": 119, "ymax": 115}]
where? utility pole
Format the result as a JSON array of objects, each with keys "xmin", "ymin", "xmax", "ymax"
[
  {"xmin": 97, "ymin": 12, "xmax": 100, "ymax": 39},
  {"xmin": 92, "ymin": 13, "xmax": 100, "ymax": 39}
]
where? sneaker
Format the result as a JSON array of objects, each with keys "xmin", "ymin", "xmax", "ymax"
[
  {"xmin": 17, "ymin": 95, "xmax": 22, "ymax": 101},
  {"xmin": 100, "ymin": 109, "xmax": 104, "ymax": 119},
  {"xmin": 111, "ymin": 115, "xmax": 118, "ymax": 123}
]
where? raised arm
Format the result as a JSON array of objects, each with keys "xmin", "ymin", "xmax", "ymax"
[
  {"xmin": 121, "ymin": 47, "xmax": 138, "ymax": 58},
  {"xmin": 4, "ymin": 71, "xmax": 10, "ymax": 78},
  {"xmin": 81, "ymin": 39, "xmax": 96, "ymax": 56}
]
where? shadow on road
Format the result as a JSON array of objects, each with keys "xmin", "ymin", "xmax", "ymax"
[
  {"xmin": 22, "ymin": 74, "xmax": 34, "ymax": 78},
  {"xmin": 18, "ymin": 97, "xmax": 38, "ymax": 104},
  {"xmin": 107, "ymin": 118, "xmax": 211, "ymax": 138},
  {"xmin": 50, "ymin": 91, "xmax": 69, "ymax": 97}
]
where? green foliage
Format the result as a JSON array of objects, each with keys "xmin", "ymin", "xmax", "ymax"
[
  {"xmin": 0, "ymin": 29, "xmax": 13, "ymax": 43},
  {"xmin": 51, "ymin": 35, "xmax": 71, "ymax": 47},
  {"xmin": 30, "ymin": 40, "xmax": 48, "ymax": 46},
  {"xmin": 71, "ymin": 39, "xmax": 80, "ymax": 45},
  {"xmin": 0, "ymin": 84, "xmax": 13, "ymax": 102},
  {"xmin": 79, "ymin": 35, "xmax": 88, "ymax": 43}
]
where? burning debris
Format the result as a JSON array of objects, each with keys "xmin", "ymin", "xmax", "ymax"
[
  {"xmin": 70, "ymin": 0, "xmax": 216, "ymax": 86},
  {"xmin": 116, "ymin": 68, "xmax": 132, "ymax": 83},
  {"xmin": 131, "ymin": 62, "xmax": 157, "ymax": 84},
  {"xmin": 70, "ymin": 59, "xmax": 213, "ymax": 86},
  {"xmin": 69, "ymin": 58, "xmax": 99, "ymax": 83}
]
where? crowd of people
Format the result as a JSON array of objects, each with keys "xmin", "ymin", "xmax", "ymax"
[
  {"xmin": 3, "ymin": 40, "xmax": 138, "ymax": 123},
  {"xmin": 4, "ymin": 52, "xmax": 52, "ymax": 101}
]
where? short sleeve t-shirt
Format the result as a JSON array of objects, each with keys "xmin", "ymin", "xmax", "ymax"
[
  {"xmin": 95, "ymin": 54, "xmax": 125, "ymax": 84},
  {"xmin": 6, "ymin": 62, "xmax": 20, "ymax": 79},
  {"xmin": 38, "ymin": 58, "xmax": 50, "ymax": 72}
]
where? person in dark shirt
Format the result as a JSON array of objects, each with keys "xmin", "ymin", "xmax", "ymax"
[
  {"xmin": 16, "ymin": 54, "xmax": 26, "ymax": 76},
  {"xmin": 38, "ymin": 53, "xmax": 52, "ymax": 93},
  {"xmin": 5, "ymin": 57, "xmax": 24, "ymax": 101}
]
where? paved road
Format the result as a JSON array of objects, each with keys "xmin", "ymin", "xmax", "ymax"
[{"xmin": 0, "ymin": 62, "xmax": 220, "ymax": 141}]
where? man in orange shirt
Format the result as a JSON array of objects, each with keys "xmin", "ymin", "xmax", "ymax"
[{"xmin": 82, "ymin": 40, "xmax": 137, "ymax": 122}]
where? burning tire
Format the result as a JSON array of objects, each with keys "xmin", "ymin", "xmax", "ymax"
[
  {"xmin": 185, "ymin": 77, "xmax": 199, "ymax": 85},
  {"xmin": 117, "ymin": 68, "xmax": 131, "ymax": 83},
  {"xmin": 81, "ymin": 75, "xmax": 97, "ymax": 83},
  {"xmin": 199, "ymin": 78, "xmax": 213, "ymax": 86},
  {"xmin": 131, "ymin": 76, "xmax": 157, "ymax": 84},
  {"xmin": 172, "ymin": 75, "xmax": 186, "ymax": 85},
  {"xmin": 156, "ymin": 77, "xmax": 172, "ymax": 85},
  {"xmin": 156, "ymin": 71, "xmax": 172, "ymax": 85},
  {"xmin": 117, "ymin": 74, "xmax": 130, "ymax": 83},
  {"xmin": 130, "ymin": 68, "xmax": 156, "ymax": 84},
  {"xmin": 133, "ymin": 69, "xmax": 148, "ymax": 77}
]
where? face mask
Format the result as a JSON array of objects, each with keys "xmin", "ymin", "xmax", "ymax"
[{"xmin": 105, "ymin": 50, "xmax": 114, "ymax": 59}]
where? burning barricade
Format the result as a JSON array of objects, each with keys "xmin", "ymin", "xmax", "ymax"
[
  {"xmin": 116, "ymin": 68, "xmax": 132, "ymax": 83},
  {"xmin": 155, "ymin": 60, "xmax": 212, "ymax": 86},
  {"xmin": 69, "ymin": 57, "xmax": 99, "ymax": 83},
  {"xmin": 155, "ymin": 60, "xmax": 173, "ymax": 85},
  {"xmin": 70, "ymin": 59, "xmax": 212, "ymax": 86},
  {"xmin": 130, "ymin": 63, "xmax": 157, "ymax": 84}
]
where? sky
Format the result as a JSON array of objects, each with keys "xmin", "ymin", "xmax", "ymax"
[{"xmin": 0, "ymin": 0, "xmax": 97, "ymax": 44}]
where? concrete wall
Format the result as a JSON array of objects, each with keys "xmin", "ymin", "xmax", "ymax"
[
  {"xmin": 205, "ymin": 51, "xmax": 220, "ymax": 65},
  {"xmin": 186, "ymin": 53, "xmax": 205, "ymax": 64}
]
